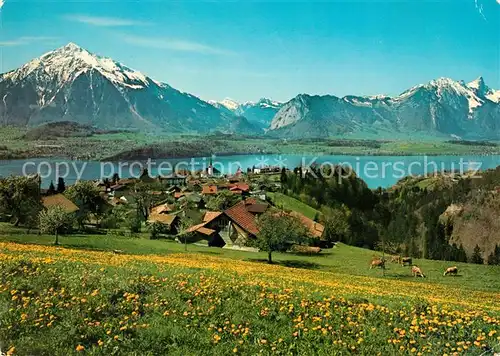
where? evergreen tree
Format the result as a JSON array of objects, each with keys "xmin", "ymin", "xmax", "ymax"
[
  {"xmin": 57, "ymin": 177, "xmax": 66, "ymax": 193},
  {"xmin": 470, "ymin": 245, "xmax": 484, "ymax": 264},
  {"xmin": 112, "ymin": 173, "xmax": 120, "ymax": 184},
  {"xmin": 487, "ymin": 245, "xmax": 500, "ymax": 265},
  {"xmin": 47, "ymin": 181, "xmax": 56, "ymax": 196},
  {"xmin": 457, "ymin": 244, "xmax": 468, "ymax": 263},
  {"xmin": 280, "ymin": 167, "xmax": 288, "ymax": 184}
]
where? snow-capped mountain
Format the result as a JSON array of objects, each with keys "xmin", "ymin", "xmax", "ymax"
[
  {"xmin": 269, "ymin": 77, "xmax": 500, "ymax": 139},
  {"xmin": 209, "ymin": 97, "xmax": 283, "ymax": 129},
  {"xmin": 0, "ymin": 43, "xmax": 260, "ymax": 134}
]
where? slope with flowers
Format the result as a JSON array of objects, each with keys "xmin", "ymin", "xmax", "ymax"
[{"xmin": 0, "ymin": 241, "xmax": 499, "ymax": 355}]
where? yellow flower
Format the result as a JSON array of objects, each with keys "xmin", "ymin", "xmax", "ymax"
[{"xmin": 75, "ymin": 345, "xmax": 85, "ymax": 352}]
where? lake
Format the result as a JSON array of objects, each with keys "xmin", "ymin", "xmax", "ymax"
[{"xmin": 1, "ymin": 154, "xmax": 499, "ymax": 189}]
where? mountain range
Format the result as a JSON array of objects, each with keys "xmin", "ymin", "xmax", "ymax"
[{"xmin": 1, "ymin": 43, "xmax": 499, "ymax": 140}]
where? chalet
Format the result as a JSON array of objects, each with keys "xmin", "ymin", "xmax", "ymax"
[
  {"xmin": 229, "ymin": 183, "xmax": 250, "ymax": 196},
  {"xmin": 151, "ymin": 203, "xmax": 176, "ymax": 215},
  {"xmin": 185, "ymin": 221, "xmax": 225, "ymax": 247},
  {"xmin": 148, "ymin": 213, "xmax": 180, "ymax": 234},
  {"xmin": 185, "ymin": 198, "xmax": 269, "ymax": 247},
  {"xmin": 202, "ymin": 185, "xmax": 218, "ymax": 195},
  {"xmin": 42, "ymin": 194, "xmax": 79, "ymax": 214}
]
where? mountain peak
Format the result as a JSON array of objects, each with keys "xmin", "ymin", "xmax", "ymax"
[
  {"xmin": 62, "ymin": 42, "xmax": 84, "ymax": 51},
  {"xmin": 467, "ymin": 76, "xmax": 487, "ymax": 92}
]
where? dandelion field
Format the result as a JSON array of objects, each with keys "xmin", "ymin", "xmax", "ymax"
[{"xmin": 0, "ymin": 242, "xmax": 499, "ymax": 355}]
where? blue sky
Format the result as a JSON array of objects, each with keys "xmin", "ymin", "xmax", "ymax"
[{"xmin": 0, "ymin": 0, "xmax": 498, "ymax": 102}]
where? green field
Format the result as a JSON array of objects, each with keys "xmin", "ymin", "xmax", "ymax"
[
  {"xmin": 2, "ymin": 126, "xmax": 500, "ymax": 160},
  {"xmin": 0, "ymin": 228, "xmax": 499, "ymax": 355},
  {"xmin": 267, "ymin": 192, "xmax": 320, "ymax": 220},
  {"xmin": 1, "ymin": 224, "xmax": 498, "ymax": 293}
]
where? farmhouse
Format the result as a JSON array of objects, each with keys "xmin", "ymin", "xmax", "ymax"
[
  {"xmin": 41, "ymin": 194, "xmax": 79, "ymax": 213},
  {"xmin": 148, "ymin": 213, "xmax": 180, "ymax": 234},
  {"xmin": 185, "ymin": 198, "xmax": 269, "ymax": 247}
]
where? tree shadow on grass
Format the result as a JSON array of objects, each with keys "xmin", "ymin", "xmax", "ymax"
[{"xmin": 246, "ymin": 258, "xmax": 321, "ymax": 270}]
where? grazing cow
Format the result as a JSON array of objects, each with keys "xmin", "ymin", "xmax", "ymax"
[
  {"xmin": 411, "ymin": 265, "xmax": 425, "ymax": 278},
  {"xmin": 370, "ymin": 258, "xmax": 385, "ymax": 269},
  {"xmin": 401, "ymin": 257, "xmax": 412, "ymax": 266},
  {"xmin": 390, "ymin": 255, "xmax": 401, "ymax": 263},
  {"xmin": 443, "ymin": 266, "xmax": 458, "ymax": 276}
]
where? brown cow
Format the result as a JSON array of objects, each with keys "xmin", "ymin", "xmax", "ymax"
[
  {"xmin": 443, "ymin": 266, "xmax": 458, "ymax": 276},
  {"xmin": 370, "ymin": 258, "xmax": 385, "ymax": 269},
  {"xmin": 390, "ymin": 255, "xmax": 401, "ymax": 263},
  {"xmin": 401, "ymin": 257, "xmax": 412, "ymax": 266},
  {"xmin": 411, "ymin": 265, "xmax": 425, "ymax": 278}
]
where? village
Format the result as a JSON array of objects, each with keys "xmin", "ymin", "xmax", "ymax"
[{"xmin": 38, "ymin": 161, "xmax": 329, "ymax": 255}]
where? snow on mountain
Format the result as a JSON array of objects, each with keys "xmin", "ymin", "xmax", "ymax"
[
  {"xmin": 0, "ymin": 43, "xmax": 260, "ymax": 134},
  {"xmin": 209, "ymin": 97, "xmax": 283, "ymax": 129},
  {"xmin": 270, "ymin": 77, "xmax": 500, "ymax": 139},
  {"xmin": 467, "ymin": 76, "xmax": 500, "ymax": 104}
]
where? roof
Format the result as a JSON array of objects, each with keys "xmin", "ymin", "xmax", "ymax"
[
  {"xmin": 42, "ymin": 194, "xmax": 79, "ymax": 213},
  {"xmin": 174, "ymin": 192, "xmax": 193, "ymax": 199},
  {"xmin": 148, "ymin": 213, "xmax": 178, "ymax": 226},
  {"xmin": 197, "ymin": 227, "xmax": 216, "ymax": 236},
  {"xmin": 229, "ymin": 183, "xmax": 250, "ymax": 192},
  {"xmin": 203, "ymin": 211, "xmax": 222, "ymax": 223},
  {"xmin": 246, "ymin": 203, "xmax": 269, "ymax": 214},
  {"xmin": 224, "ymin": 200, "xmax": 259, "ymax": 236},
  {"xmin": 289, "ymin": 211, "xmax": 325, "ymax": 238},
  {"xmin": 202, "ymin": 185, "xmax": 218, "ymax": 195},
  {"xmin": 186, "ymin": 222, "xmax": 206, "ymax": 233},
  {"xmin": 151, "ymin": 203, "xmax": 175, "ymax": 214}
]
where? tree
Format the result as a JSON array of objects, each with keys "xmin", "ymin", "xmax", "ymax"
[
  {"xmin": 253, "ymin": 211, "xmax": 309, "ymax": 264},
  {"xmin": 470, "ymin": 245, "xmax": 484, "ymax": 264},
  {"xmin": 47, "ymin": 181, "xmax": 56, "ymax": 196},
  {"xmin": 57, "ymin": 177, "xmax": 66, "ymax": 193},
  {"xmin": 0, "ymin": 176, "xmax": 42, "ymax": 227},
  {"xmin": 280, "ymin": 167, "xmax": 288, "ymax": 184},
  {"xmin": 321, "ymin": 205, "xmax": 351, "ymax": 243},
  {"xmin": 112, "ymin": 173, "xmax": 120, "ymax": 184},
  {"xmin": 205, "ymin": 190, "xmax": 241, "ymax": 211},
  {"xmin": 178, "ymin": 215, "xmax": 194, "ymax": 251},
  {"xmin": 38, "ymin": 206, "xmax": 74, "ymax": 245},
  {"xmin": 487, "ymin": 245, "xmax": 500, "ymax": 265},
  {"xmin": 127, "ymin": 212, "xmax": 142, "ymax": 234},
  {"xmin": 65, "ymin": 181, "xmax": 106, "ymax": 228}
]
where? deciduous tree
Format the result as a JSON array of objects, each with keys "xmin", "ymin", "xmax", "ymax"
[
  {"xmin": 254, "ymin": 211, "xmax": 309, "ymax": 264},
  {"xmin": 38, "ymin": 205, "xmax": 74, "ymax": 245}
]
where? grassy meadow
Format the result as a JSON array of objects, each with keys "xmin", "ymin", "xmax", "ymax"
[
  {"xmin": 0, "ymin": 226, "xmax": 499, "ymax": 355},
  {"xmin": 267, "ymin": 192, "xmax": 320, "ymax": 220}
]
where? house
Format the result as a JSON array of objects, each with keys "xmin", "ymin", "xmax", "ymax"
[
  {"xmin": 162, "ymin": 175, "xmax": 188, "ymax": 187},
  {"xmin": 287, "ymin": 211, "xmax": 331, "ymax": 248},
  {"xmin": 42, "ymin": 194, "xmax": 79, "ymax": 214},
  {"xmin": 148, "ymin": 213, "xmax": 180, "ymax": 234},
  {"xmin": 185, "ymin": 199, "xmax": 269, "ymax": 247},
  {"xmin": 229, "ymin": 183, "xmax": 250, "ymax": 196},
  {"xmin": 150, "ymin": 203, "xmax": 176, "ymax": 215},
  {"xmin": 202, "ymin": 185, "xmax": 218, "ymax": 195},
  {"xmin": 185, "ymin": 221, "xmax": 225, "ymax": 247},
  {"xmin": 289, "ymin": 211, "xmax": 325, "ymax": 239}
]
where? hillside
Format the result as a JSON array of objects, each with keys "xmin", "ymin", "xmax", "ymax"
[
  {"xmin": 0, "ymin": 43, "xmax": 260, "ymax": 135},
  {"xmin": 0, "ymin": 238, "xmax": 498, "ymax": 355}
]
